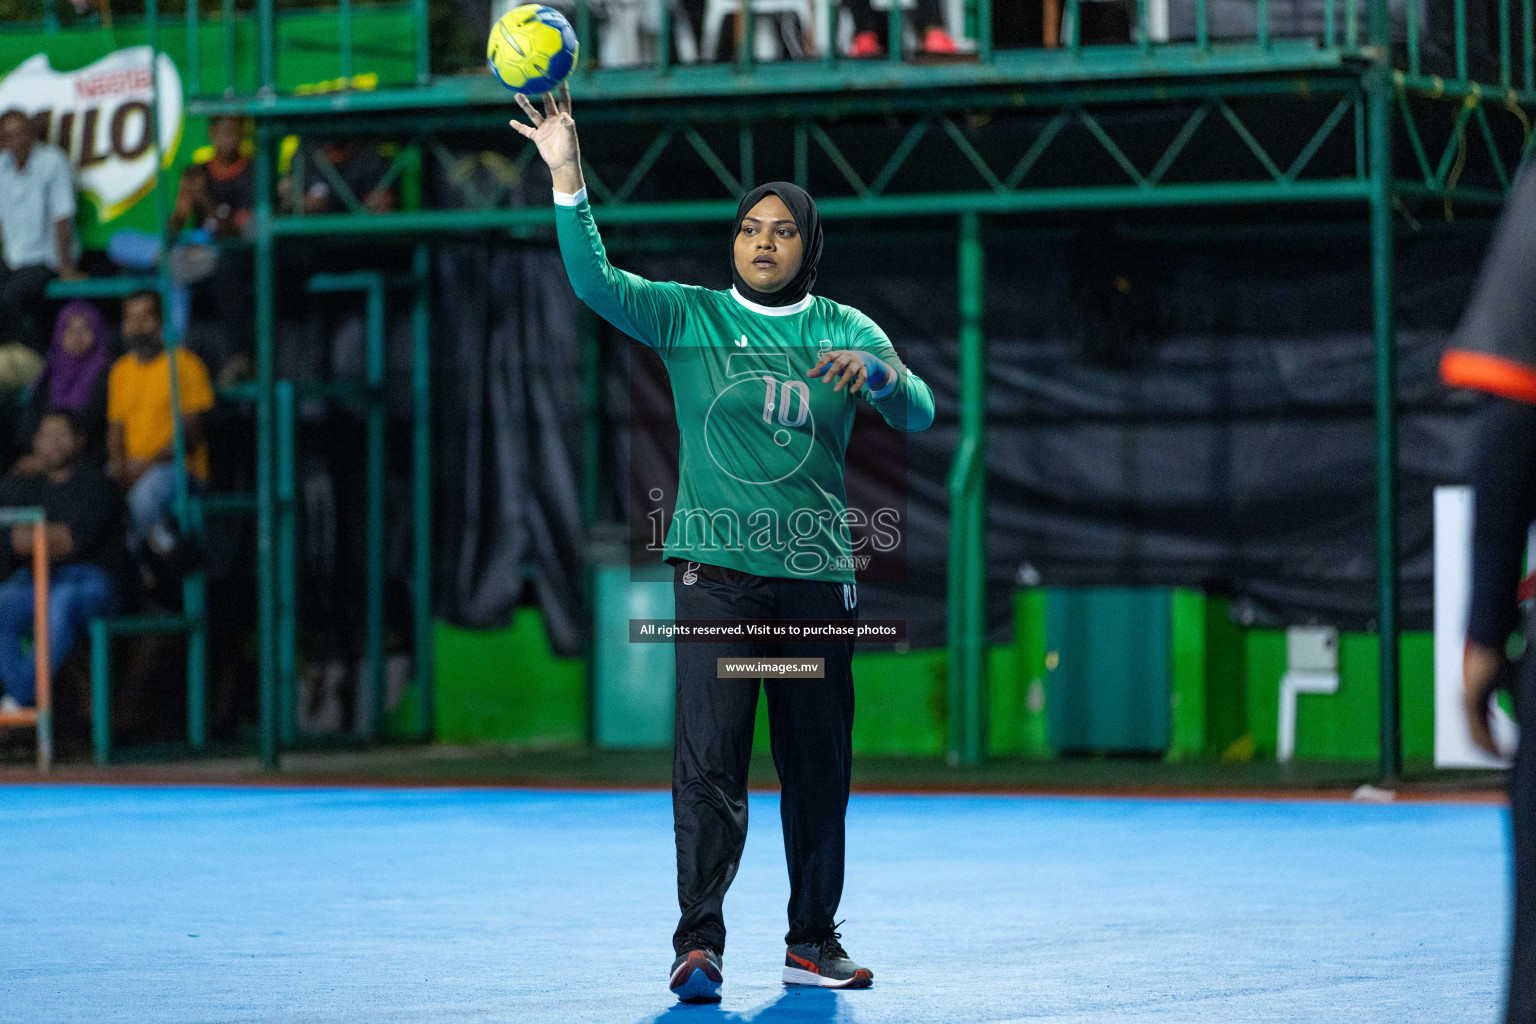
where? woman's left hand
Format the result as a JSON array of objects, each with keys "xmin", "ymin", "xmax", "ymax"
[{"xmin": 808, "ymin": 350, "xmax": 892, "ymax": 395}]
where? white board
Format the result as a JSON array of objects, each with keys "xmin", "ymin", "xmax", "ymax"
[{"xmin": 1433, "ymin": 485, "xmax": 1517, "ymax": 768}]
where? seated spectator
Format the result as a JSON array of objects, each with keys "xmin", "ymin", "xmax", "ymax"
[
  {"xmin": 0, "ymin": 110, "xmax": 84, "ymax": 350},
  {"xmin": 169, "ymin": 115, "xmax": 254, "ymax": 240},
  {"xmin": 106, "ymin": 117, "xmax": 255, "ymax": 354},
  {"xmin": 298, "ymin": 140, "xmax": 395, "ymax": 215},
  {"xmin": 846, "ymin": 0, "xmax": 961, "ymax": 56},
  {"xmin": 106, "ymin": 290, "xmax": 214, "ymax": 556},
  {"xmin": 16, "ymin": 301, "xmax": 111, "ymax": 468},
  {"xmin": 0, "ymin": 410, "xmax": 121, "ymax": 712},
  {"xmin": 174, "ymin": 115, "xmax": 255, "ymax": 383},
  {"xmin": 279, "ymin": 139, "xmax": 403, "ymax": 297}
]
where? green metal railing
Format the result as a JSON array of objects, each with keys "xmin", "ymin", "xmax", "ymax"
[
  {"xmin": 43, "ymin": 0, "xmax": 1531, "ymax": 782},
  {"xmin": 21, "ymin": 0, "xmax": 1535, "ymax": 107},
  {"xmin": 112, "ymin": 0, "xmax": 1535, "ymax": 108},
  {"xmin": 30, "ymin": 0, "xmax": 435, "ymax": 766},
  {"xmin": 946, "ymin": 211, "xmax": 986, "ymax": 766}
]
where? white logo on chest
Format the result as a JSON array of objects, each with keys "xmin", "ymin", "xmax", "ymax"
[{"xmin": 735, "ymin": 335, "xmax": 748, "ymax": 347}]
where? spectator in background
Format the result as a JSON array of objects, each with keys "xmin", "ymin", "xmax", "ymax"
[
  {"xmin": 107, "ymin": 116, "xmax": 255, "ymax": 370},
  {"xmin": 107, "ymin": 290, "xmax": 213, "ymax": 555},
  {"xmin": 0, "ymin": 110, "xmax": 84, "ymax": 350},
  {"xmin": 298, "ymin": 140, "xmax": 396, "ymax": 216},
  {"xmin": 172, "ymin": 115, "xmax": 255, "ymax": 384},
  {"xmin": 0, "ymin": 410, "xmax": 121, "ymax": 713},
  {"xmin": 845, "ymin": 0, "xmax": 961, "ymax": 56},
  {"xmin": 16, "ymin": 301, "xmax": 112, "ymax": 468},
  {"xmin": 169, "ymin": 116, "xmax": 254, "ymax": 240}
]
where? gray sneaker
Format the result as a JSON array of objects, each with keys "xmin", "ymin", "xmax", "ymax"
[
  {"xmin": 669, "ymin": 946, "xmax": 722, "ymax": 1003},
  {"xmin": 783, "ymin": 927, "xmax": 873, "ymax": 989}
]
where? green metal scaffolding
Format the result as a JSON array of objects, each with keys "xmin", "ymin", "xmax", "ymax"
[{"xmin": 49, "ymin": 0, "xmax": 1536, "ymax": 778}]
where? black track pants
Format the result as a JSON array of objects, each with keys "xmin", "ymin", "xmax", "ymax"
[
  {"xmin": 1510, "ymin": 652, "xmax": 1536, "ymax": 1023},
  {"xmin": 670, "ymin": 560, "xmax": 856, "ymax": 956}
]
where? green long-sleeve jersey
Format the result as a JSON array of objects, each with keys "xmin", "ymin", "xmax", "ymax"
[{"xmin": 555, "ymin": 188, "xmax": 936, "ymax": 583}]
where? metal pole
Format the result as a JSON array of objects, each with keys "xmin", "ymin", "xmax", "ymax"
[
  {"xmin": 184, "ymin": 559, "xmax": 206, "ymax": 749},
  {"xmin": 413, "ymin": 0, "xmax": 430, "ymax": 84},
  {"xmin": 257, "ymin": 0, "xmax": 275, "ymax": 93},
  {"xmin": 824, "ymin": 0, "xmax": 839, "ymax": 64},
  {"xmin": 947, "ymin": 211, "xmax": 987, "ymax": 765},
  {"xmin": 339, "ymin": 0, "xmax": 354, "ymax": 80},
  {"xmin": 1501, "ymin": 0, "xmax": 1512, "ymax": 85},
  {"xmin": 977, "ymin": 0, "xmax": 993, "ymax": 62},
  {"xmin": 1368, "ymin": 38, "xmax": 1401, "ymax": 779},
  {"xmin": 150, "ymin": 0, "xmax": 207, "ymax": 753},
  {"xmin": 888, "ymin": 0, "xmax": 904, "ymax": 62},
  {"xmin": 579, "ymin": 305, "xmax": 600, "ymax": 748},
  {"xmin": 577, "ymin": 0, "xmax": 593, "ymax": 72},
  {"xmin": 411, "ymin": 245, "xmax": 433, "ymax": 740},
  {"xmin": 255, "ymin": 123, "xmax": 278, "ymax": 770},
  {"xmin": 90, "ymin": 619, "xmax": 109, "ymax": 764},
  {"xmin": 946, "ymin": 474, "xmax": 968, "ymax": 762},
  {"xmin": 186, "ymin": 0, "xmax": 201, "ymax": 97},
  {"xmin": 658, "ymin": 0, "xmax": 673, "ymax": 71},
  {"xmin": 365, "ymin": 279, "xmax": 386, "ymax": 739},
  {"xmin": 222, "ymin": 0, "xmax": 235, "ymax": 95},
  {"xmin": 147, "ymin": 0, "xmax": 190, "ymax": 527},
  {"xmin": 738, "ymin": 0, "xmax": 755, "ymax": 72},
  {"xmin": 276, "ymin": 379, "xmax": 296, "ymax": 745},
  {"xmin": 1454, "ymin": 0, "xmax": 1468, "ymax": 78},
  {"xmin": 1526, "ymin": 0, "xmax": 1534, "ymax": 91},
  {"xmin": 32, "ymin": 524, "xmax": 51, "ymax": 775}
]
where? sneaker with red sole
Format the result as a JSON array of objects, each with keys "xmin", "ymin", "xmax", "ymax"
[
  {"xmin": 847, "ymin": 30, "xmax": 883, "ymax": 58},
  {"xmin": 782, "ymin": 928, "xmax": 873, "ymax": 989},
  {"xmin": 669, "ymin": 947, "xmax": 723, "ymax": 1003},
  {"xmin": 920, "ymin": 26, "xmax": 962, "ymax": 53}
]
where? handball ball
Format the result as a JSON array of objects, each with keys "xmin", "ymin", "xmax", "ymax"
[{"xmin": 487, "ymin": 4, "xmax": 579, "ymax": 95}]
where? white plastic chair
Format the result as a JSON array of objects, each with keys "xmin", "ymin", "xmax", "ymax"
[
  {"xmin": 1277, "ymin": 626, "xmax": 1339, "ymax": 764},
  {"xmin": 504, "ymin": 0, "xmax": 655, "ymax": 68},
  {"xmin": 700, "ymin": 0, "xmax": 828, "ymax": 61}
]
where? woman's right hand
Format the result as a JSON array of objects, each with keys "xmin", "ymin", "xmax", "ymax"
[{"xmin": 510, "ymin": 83, "xmax": 584, "ymax": 195}]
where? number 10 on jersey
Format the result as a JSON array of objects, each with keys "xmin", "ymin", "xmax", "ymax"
[{"xmin": 762, "ymin": 376, "xmax": 810, "ymax": 427}]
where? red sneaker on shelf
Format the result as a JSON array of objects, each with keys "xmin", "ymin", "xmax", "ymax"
[
  {"xmin": 847, "ymin": 30, "xmax": 883, "ymax": 58},
  {"xmin": 920, "ymin": 26, "xmax": 962, "ymax": 53}
]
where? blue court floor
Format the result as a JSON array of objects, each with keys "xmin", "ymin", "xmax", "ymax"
[{"xmin": 0, "ymin": 786, "xmax": 1509, "ymax": 1024}]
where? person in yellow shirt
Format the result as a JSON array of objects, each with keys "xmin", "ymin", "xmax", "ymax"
[{"xmin": 106, "ymin": 290, "xmax": 214, "ymax": 554}]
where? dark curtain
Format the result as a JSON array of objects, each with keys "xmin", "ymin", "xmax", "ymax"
[
  {"xmin": 433, "ymin": 241, "xmax": 587, "ymax": 654},
  {"xmin": 605, "ymin": 221, "xmax": 1488, "ymax": 646}
]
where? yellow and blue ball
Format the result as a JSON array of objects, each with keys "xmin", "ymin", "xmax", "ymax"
[{"xmin": 487, "ymin": 4, "xmax": 579, "ymax": 95}]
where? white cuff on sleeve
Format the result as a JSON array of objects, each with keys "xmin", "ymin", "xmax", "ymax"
[{"xmin": 552, "ymin": 186, "xmax": 587, "ymax": 207}]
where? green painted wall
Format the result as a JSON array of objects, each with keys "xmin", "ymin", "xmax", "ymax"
[
  {"xmin": 1168, "ymin": 591, "xmax": 1435, "ymax": 762},
  {"xmin": 433, "ymin": 598, "xmax": 1044, "ymax": 756},
  {"xmin": 435, "ymin": 611, "xmax": 585, "ymax": 747},
  {"xmin": 1241, "ymin": 628, "xmax": 1435, "ymax": 762},
  {"xmin": 431, "ymin": 591, "xmax": 1436, "ymax": 763}
]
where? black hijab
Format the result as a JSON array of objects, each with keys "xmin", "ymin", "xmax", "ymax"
[{"xmin": 731, "ymin": 182, "xmax": 823, "ymax": 307}]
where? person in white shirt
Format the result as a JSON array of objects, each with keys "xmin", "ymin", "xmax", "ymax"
[{"xmin": 0, "ymin": 111, "xmax": 84, "ymax": 349}]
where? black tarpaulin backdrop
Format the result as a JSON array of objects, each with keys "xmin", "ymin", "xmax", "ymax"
[
  {"xmin": 434, "ymin": 242, "xmax": 587, "ymax": 653},
  {"xmin": 433, "ymin": 222, "xmax": 1489, "ymax": 652}
]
